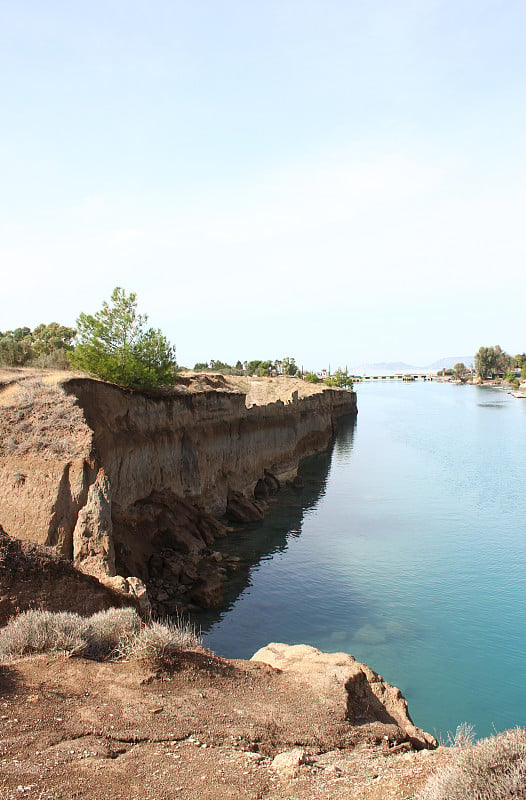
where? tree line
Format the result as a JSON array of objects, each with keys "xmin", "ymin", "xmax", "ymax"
[
  {"xmin": 0, "ymin": 323, "xmax": 76, "ymax": 369},
  {"xmin": 194, "ymin": 357, "xmax": 299, "ymax": 377},
  {"xmin": 474, "ymin": 345, "xmax": 526, "ymax": 383},
  {"xmin": 1, "ymin": 288, "xmax": 177, "ymax": 391},
  {"xmin": 1, "ymin": 288, "xmax": 354, "ymax": 393}
]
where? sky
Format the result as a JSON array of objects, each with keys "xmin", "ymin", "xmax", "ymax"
[{"xmin": 1, "ymin": 0, "xmax": 526, "ymax": 371}]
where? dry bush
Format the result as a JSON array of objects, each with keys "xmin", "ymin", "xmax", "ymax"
[
  {"xmin": 446, "ymin": 721, "xmax": 476, "ymax": 747},
  {"xmin": 84, "ymin": 607, "xmax": 142, "ymax": 659},
  {"xmin": 0, "ymin": 610, "xmax": 88, "ymax": 662},
  {"xmin": 0, "ymin": 609, "xmax": 200, "ymax": 666},
  {"xmin": 418, "ymin": 727, "xmax": 526, "ymax": 800},
  {"xmin": 118, "ymin": 617, "xmax": 202, "ymax": 665}
]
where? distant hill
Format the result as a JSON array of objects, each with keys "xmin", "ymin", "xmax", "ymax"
[{"xmin": 426, "ymin": 356, "xmax": 475, "ymax": 371}]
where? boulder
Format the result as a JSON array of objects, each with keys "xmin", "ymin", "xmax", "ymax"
[
  {"xmin": 100, "ymin": 575, "xmax": 151, "ymax": 616},
  {"xmin": 225, "ymin": 491, "xmax": 266, "ymax": 523},
  {"xmin": 264, "ymin": 469, "xmax": 280, "ymax": 492},
  {"xmin": 254, "ymin": 479, "xmax": 269, "ymax": 500},
  {"xmin": 189, "ymin": 573, "xmax": 223, "ymax": 608},
  {"xmin": 288, "ymin": 475, "xmax": 304, "ymax": 490}
]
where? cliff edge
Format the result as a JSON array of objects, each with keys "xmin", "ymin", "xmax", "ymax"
[
  {"xmin": 0, "ymin": 641, "xmax": 446, "ymax": 800},
  {"xmin": 0, "ymin": 370, "xmax": 356, "ymax": 612}
]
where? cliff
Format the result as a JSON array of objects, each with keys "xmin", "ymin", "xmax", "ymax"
[{"xmin": 0, "ymin": 371, "xmax": 356, "ymax": 611}]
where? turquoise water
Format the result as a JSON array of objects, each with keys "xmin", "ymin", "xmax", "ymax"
[{"xmin": 196, "ymin": 382, "xmax": 526, "ymax": 740}]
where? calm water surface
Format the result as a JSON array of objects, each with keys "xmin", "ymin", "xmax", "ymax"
[{"xmin": 196, "ymin": 382, "xmax": 526, "ymax": 740}]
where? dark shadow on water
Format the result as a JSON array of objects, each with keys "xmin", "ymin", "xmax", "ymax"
[{"xmin": 190, "ymin": 414, "xmax": 358, "ymax": 636}]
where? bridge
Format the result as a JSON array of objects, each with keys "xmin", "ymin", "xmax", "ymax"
[{"xmin": 351, "ymin": 374, "xmax": 434, "ymax": 382}]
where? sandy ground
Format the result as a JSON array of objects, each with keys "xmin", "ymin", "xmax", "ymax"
[{"xmin": 0, "ymin": 651, "xmax": 451, "ymax": 800}]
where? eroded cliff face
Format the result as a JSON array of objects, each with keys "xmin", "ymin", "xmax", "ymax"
[{"xmin": 0, "ymin": 373, "xmax": 356, "ymax": 611}]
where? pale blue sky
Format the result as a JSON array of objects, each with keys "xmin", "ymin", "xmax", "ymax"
[{"xmin": 2, "ymin": 1, "xmax": 525, "ymax": 369}]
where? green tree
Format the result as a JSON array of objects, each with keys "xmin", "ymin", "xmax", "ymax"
[
  {"xmin": 246, "ymin": 359, "xmax": 273, "ymax": 376},
  {"xmin": 475, "ymin": 345, "xmax": 510, "ymax": 379},
  {"xmin": 304, "ymin": 372, "xmax": 320, "ymax": 383},
  {"xmin": 69, "ymin": 287, "xmax": 177, "ymax": 390},
  {"xmin": 324, "ymin": 368, "xmax": 353, "ymax": 389},
  {"xmin": 0, "ymin": 328, "xmax": 32, "ymax": 366},
  {"xmin": 453, "ymin": 362, "xmax": 467, "ymax": 380},
  {"xmin": 31, "ymin": 322, "xmax": 76, "ymax": 358},
  {"xmin": 281, "ymin": 356, "xmax": 298, "ymax": 376}
]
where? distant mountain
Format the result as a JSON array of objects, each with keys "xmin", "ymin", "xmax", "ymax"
[{"xmin": 425, "ymin": 356, "xmax": 475, "ymax": 371}]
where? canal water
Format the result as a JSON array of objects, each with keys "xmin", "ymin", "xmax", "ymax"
[{"xmin": 194, "ymin": 381, "xmax": 526, "ymax": 741}]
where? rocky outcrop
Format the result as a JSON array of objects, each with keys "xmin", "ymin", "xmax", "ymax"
[
  {"xmin": 73, "ymin": 468, "xmax": 115, "ymax": 578},
  {"xmin": 0, "ymin": 374, "xmax": 356, "ymax": 611},
  {"xmin": 251, "ymin": 643, "xmax": 437, "ymax": 750}
]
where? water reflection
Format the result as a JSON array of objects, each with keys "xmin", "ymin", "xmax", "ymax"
[{"xmin": 190, "ymin": 413, "xmax": 357, "ymax": 635}]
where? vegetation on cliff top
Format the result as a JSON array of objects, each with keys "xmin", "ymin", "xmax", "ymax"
[
  {"xmin": 418, "ymin": 727, "xmax": 526, "ymax": 800},
  {"xmin": 69, "ymin": 287, "xmax": 178, "ymax": 391},
  {"xmin": 0, "ymin": 607, "xmax": 200, "ymax": 666},
  {"xmin": 0, "ymin": 322, "xmax": 75, "ymax": 369}
]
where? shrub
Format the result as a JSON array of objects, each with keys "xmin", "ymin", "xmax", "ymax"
[
  {"xmin": 84, "ymin": 607, "xmax": 142, "ymax": 660},
  {"xmin": 0, "ymin": 610, "xmax": 88, "ymax": 661},
  {"xmin": 119, "ymin": 617, "xmax": 202, "ymax": 666},
  {"xmin": 418, "ymin": 727, "xmax": 526, "ymax": 800},
  {"xmin": 446, "ymin": 721, "xmax": 476, "ymax": 748},
  {"xmin": 0, "ymin": 609, "xmax": 201, "ymax": 666}
]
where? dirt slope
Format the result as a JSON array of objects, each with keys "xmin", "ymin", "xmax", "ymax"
[{"xmin": 0, "ymin": 651, "xmax": 451, "ymax": 800}]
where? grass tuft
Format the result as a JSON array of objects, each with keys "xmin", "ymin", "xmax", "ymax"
[
  {"xmin": 418, "ymin": 727, "xmax": 526, "ymax": 800},
  {"xmin": 446, "ymin": 721, "xmax": 476, "ymax": 748},
  {"xmin": 0, "ymin": 610, "xmax": 87, "ymax": 661}
]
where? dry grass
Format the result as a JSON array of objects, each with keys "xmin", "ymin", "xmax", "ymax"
[
  {"xmin": 118, "ymin": 617, "xmax": 202, "ymax": 665},
  {"xmin": 0, "ymin": 610, "xmax": 88, "ymax": 660},
  {"xmin": 0, "ymin": 377, "xmax": 90, "ymax": 459},
  {"xmin": 445, "ymin": 721, "xmax": 476, "ymax": 747},
  {"xmin": 84, "ymin": 607, "xmax": 142, "ymax": 660},
  {"xmin": 0, "ymin": 609, "xmax": 201, "ymax": 666},
  {"xmin": 418, "ymin": 727, "xmax": 526, "ymax": 800}
]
